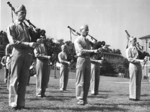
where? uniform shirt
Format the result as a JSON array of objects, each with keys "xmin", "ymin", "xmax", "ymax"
[
  {"xmin": 5, "ymin": 44, "xmax": 12, "ymax": 56},
  {"xmin": 58, "ymin": 52, "xmax": 68, "ymax": 66},
  {"xmin": 34, "ymin": 43, "xmax": 48, "ymax": 60},
  {"xmin": 127, "ymin": 45, "xmax": 139, "ymax": 64},
  {"xmin": 1, "ymin": 56, "xmax": 6, "ymax": 67},
  {"xmin": 74, "ymin": 36, "xmax": 91, "ymax": 57},
  {"xmin": 90, "ymin": 54, "xmax": 101, "ymax": 66},
  {"xmin": 7, "ymin": 20, "xmax": 31, "ymax": 49},
  {"xmin": 6, "ymin": 56, "xmax": 11, "ymax": 69}
]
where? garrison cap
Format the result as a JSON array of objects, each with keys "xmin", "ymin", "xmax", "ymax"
[
  {"xmin": 80, "ymin": 24, "xmax": 89, "ymax": 32},
  {"xmin": 129, "ymin": 36, "xmax": 137, "ymax": 42},
  {"xmin": 15, "ymin": 5, "xmax": 26, "ymax": 13}
]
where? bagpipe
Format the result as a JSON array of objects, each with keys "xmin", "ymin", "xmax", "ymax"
[
  {"xmin": 7, "ymin": 1, "xmax": 45, "ymax": 42},
  {"xmin": 125, "ymin": 30, "xmax": 149, "ymax": 59},
  {"xmin": 67, "ymin": 26, "xmax": 105, "ymax": 60}
]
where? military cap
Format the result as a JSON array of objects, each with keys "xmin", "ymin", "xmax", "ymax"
[
  {"xmin": 15, "ymin": 5, "xmax": 26, "ymax": 13},
  {"xmin": 80, "ymin": 24, "xmax": 89, "ymax": 32},
  {"xmin": 129, "ymin": 36, "xmax": 137, "ymax": 42}
]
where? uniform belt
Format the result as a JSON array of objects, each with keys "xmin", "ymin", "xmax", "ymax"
[
  {"xmin": 14, "ymin": 46, "xmax": 32, "ymax": 51},
  {"xmin": 78, "ymin": 55, "xmax": 90, "ymax": 58},
  {"xmin": 60, "ymin": 63, "xmax": 68, "ymax": 66}
]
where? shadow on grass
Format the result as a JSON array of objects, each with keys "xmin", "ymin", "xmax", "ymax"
[
  {"xmin": 69, "ymin": 106, "xmax": 128, "ymax": 112},
  {"xmin": 26, "ymin": 90, "xmax": 36, "ymax": 95},
  {"xmin": 27, "ymin": 83, "xmax": 36, "ymax": 86},
  {"xmin": 46, "ymin": 95, "xmax": 75, "ymax": 101},
  {"xmin": 141, "ymin": 99, "xmax": 150, "ymax": 102},
  {"xmin": 0, "ymin": 91, "xmax": 8, "ymax": 94},
  {"xmin": 94, "ymin": 102, "xmax": 150, "ymax": 107},
  {"xmin": 117, "ymin": 94, "xmax": 129, "ymax": 97},
  {"xmin": 25, "ymin": 104, "xmax": 129, "ymax": 112},
  {"xmin": 141, "ymin": 94, "xmax": 150, "ymax": 97},
  {"xmin": 50, "ymin": 90, "xmax": 73, "ymax": 93},
  {"xmin": 99, "ymin": 90, "xmax": 112, "ymax": 93},
  {"xmin": 89, "ymin": 94, "xmax": 109, "ymax": 99},
  {"xmin": 29, "ymin": 95, "xmax": 75, "ymax": 102}
]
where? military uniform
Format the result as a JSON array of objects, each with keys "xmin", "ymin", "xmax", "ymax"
[
  {"xmin": 7, "ymin": 5, "xmax": 35, "ymax": 108},
  {"xmin": 90, "ymin": 55, "xmax": 101, "ymax": 95},
  {"xmin": 58, "ymin": 46, "xmax": 69, "ymax": 91},
  {"xmin": 7, "ymin": 21, "xmax": 33, "ymax": 108},
  {"xmin": 126, "ymin": 42, "xmax": 142, "ymax": 100},
  {"xmin": 74, "ymin": 36, "xmax": 91, "ymax": 104},
  {"xmin": 34, "ymin": 43, "xmax": 50, "ymax": 97}
]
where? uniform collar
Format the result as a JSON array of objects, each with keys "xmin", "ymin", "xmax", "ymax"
[{"xmin": 15, "ymin": 20, "xmax": 24, "ymax": 25}]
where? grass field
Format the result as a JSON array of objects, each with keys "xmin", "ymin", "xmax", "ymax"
[{"xmin": 0, "ymin": 68, "xmax": 150, "ymax": 112}]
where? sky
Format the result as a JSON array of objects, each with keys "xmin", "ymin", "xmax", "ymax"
[{"xmin": 1, "ymin": 0, "xmax": 150, "ymax": 56}]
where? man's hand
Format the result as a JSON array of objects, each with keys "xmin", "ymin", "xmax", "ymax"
[
  {"xmin": 93, "ymin": 48, "xmax": 102, "ymax": 53},
  {"xmin": 97, "ymin": 48, "xmax": 103, "ymax": 53},
  {"xmin": 143, "ymin": 56, "xmax": 149, "ymax": 65},
  {"xmin": 67, "ymin": 62, "xmax": 71, "ymax": 65},
  {"xmin": 47, "ymin": 56, "xmax": 51, "ymax": 60},
  {"xmin": 144, "ymin": 56, "xmax": 149, "ymax": 62},
  {"xmin": 97, "ymin": 60, "xmax": 102, "ymax": 64},
  {"xmin": 93, "ymin": 49, "xmax": 98, "ymax": 53},
  {"xmin": 28, "ymin": 42, "xmax": 38, "ymax": 48}
]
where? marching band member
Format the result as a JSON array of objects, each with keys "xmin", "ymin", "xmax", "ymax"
[
  {"xmin": 1, "ymin": 55, "xmax": 8, "ymax": 83},
  {"xmin": 7, "ymin": 5, "xmax": 38, "ymax": 109},
  {"xmin": 74, "ymin": 24, "xmax": 99, "ymax": 105},
  {"xmin": 58, "ymin": 44, "xmax": 70, "ymax": 91},
  {"xmin": 90, "ymin": 49, "xmax": 103, "ymax": 95},
  {"xmin": 34, "ymin": 38, "xmax": 51, "ymax": 97},
  {"xmin": 126, "ymin": 37, "xmax": 147, "ymax": 101}
]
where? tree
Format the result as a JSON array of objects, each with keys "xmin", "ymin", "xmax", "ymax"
[
  {"xmin": 115, "ymin": 49, "xmax": 121, "ymax": 54},
  {"xmin": 44, "ymin": 38, "xmax": 61, "ymax": 65},
  {"xmin": 100, "ymin": 59, "xmax": 116, "ymax": 76},
  {"xmin": 113, "ymin": 57, "xmax": 129, "ymax": 78}
]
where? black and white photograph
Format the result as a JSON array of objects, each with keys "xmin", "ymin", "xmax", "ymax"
[{"xmin": 0, "ymin": 0, "xmax": 150, "ymax": 111}]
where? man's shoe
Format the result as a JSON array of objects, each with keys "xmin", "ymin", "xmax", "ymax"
[
  {"xmin": 84, "ymin": 100, "xmax": 88, "ymax": 105},
  {"xmin": 129, "ymin": 98, "xmax": 140, "ymax": 101},
  {"xmin": 41, "ymin": 94, "xmax": 46, "ymax": 97},
  {"xmin": 17, "ymin": 106, "xmax": 25, "ymax": 110},
  {"xmin": 11, "ymin": 106, "xmax": 18, "ymax": 110},
  {"xmin": 60, "ymin": 89, "xmax": 63, "ymax": 92},
  {"xmin": 36, "ymin": 94, "xmax": 42, "ymax": 97},
  {"xmin": 77, "ymin": 100, "xmax": 84, "ymax": 105}
]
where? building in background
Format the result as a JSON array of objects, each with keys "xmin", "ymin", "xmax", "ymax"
[{"xmin": 139, "ymin": 35, "xmax": 150, "ymax": 78}]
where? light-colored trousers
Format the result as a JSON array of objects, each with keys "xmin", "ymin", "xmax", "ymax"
[
  {"xmin": 59, "ymin": 65, "xmax": 69, "ymax": 90},
  {"xmin": 76, "ymin": 57, "xmax": 91, "ymax": 102},
  {"xmin": 3, "ymin": 67, "xmax": 8, "ymax": 82},
  {"xmin": 129, "ymin": 63, "xmax": 142, "ymax": 100},
  {"xmin": 9, "ymin": 49, "xmax": 32, "ymax": 107},
  {"xmin": 36, "ymin": 59, "xmax": 50, "ymax": 95},
  {"xmin": 90, "ymin": 63, "xmax": 100, "ymax": 95}
]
